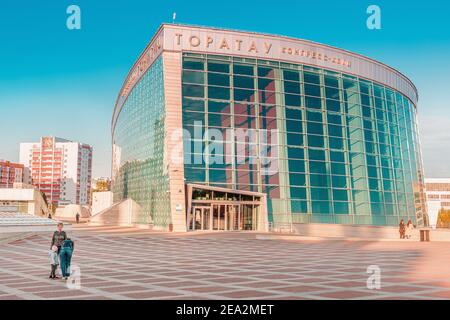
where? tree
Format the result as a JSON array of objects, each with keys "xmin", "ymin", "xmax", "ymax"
[
  {"xmin": 437, "ymin": 208, "xmax": 450, "ymax": 228},
  {"xmin": 93, "ymin": 180, "xmax": 110, "ymax": 192}
]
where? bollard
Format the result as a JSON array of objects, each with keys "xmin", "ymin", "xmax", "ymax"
[{"xmin": 420, "ymin": 229, "xmax": 430, "ymax": 242}]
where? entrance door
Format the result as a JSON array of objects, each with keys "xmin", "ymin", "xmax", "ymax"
[
  {"xmin": 202, "ymin": 208, "xmax": 211, "ymax": 230},
  {"xmin": 243, "ymin": 204, "xmax": 254, "ymax": 230},
  {"xmin": 188, "ymin": 208, "xmax": 196, "ymax": 231},
  {"xmin": 233, "ymin": 205, "xmax": 240, "ymax": 230},
  {"xmin": 226, "ymin": 205, "xmax": 238, "ymax": 231},
  {"xmin": 213, "ymin": 205, "xmax": 219, "ymax": 230},
  {"xmin": 219, "ymin": 205, "xmax": 226, "ymax": 230},
  {"xmin": 212, "ymin": 204, "xmax": 228, "ymax": 231},
  {"xmin": 190, "ymin": 203, "xmax": 258, "ymax": 231},
  {"xmin": 193, "ymin": 207, "xmax": 202, "ymax": 231},
  {"xmin": 190, "ymin": 207, "xmax": 212, "ymax": 231}
]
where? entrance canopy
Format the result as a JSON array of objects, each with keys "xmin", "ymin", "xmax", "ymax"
[{"xmin": 185, "ymin": 184, "xmax": 268, "ymax": 232}]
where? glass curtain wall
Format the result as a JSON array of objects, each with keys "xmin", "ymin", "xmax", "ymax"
[
  {"xmin": 181, "ymin": 52, "xmax": 426, "ymax": 227},
  {"xmin": 112, "ymin": 56, "xmax": 171, "ymax": 227}
]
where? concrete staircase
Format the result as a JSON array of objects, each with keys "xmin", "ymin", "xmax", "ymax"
[
  {"xmin": 0, "ymin": 211, "xmax": 69, "ymax": 234},
  {"xmin": 0, "ymin": 211, "xmax": 58, "ymax": 226}
]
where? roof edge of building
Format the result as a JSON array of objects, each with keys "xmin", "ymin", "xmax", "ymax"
[
  {"xmin": 112, "ymin": 23, "xmax": 419, "ymax": 135},
  {"xmin": 163, "ymin": 23, "xmax": 417, "ymax": 96}
]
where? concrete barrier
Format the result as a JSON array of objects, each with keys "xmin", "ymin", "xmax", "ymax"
[{"xmin": 292, "ymin": 223, "xmax": 404, "ymax": 239}]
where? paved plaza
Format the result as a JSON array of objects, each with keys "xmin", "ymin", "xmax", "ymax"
[{"xmin": 0, "ymin": 225, "xmax": 450, "ymax": 300}]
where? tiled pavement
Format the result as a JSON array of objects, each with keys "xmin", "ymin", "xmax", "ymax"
[{"xmin": 0, "ymin": 225, "xmax": 450, "ymax": 300}]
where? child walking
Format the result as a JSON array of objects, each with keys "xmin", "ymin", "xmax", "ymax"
[{"xmin": 49, "ymin": 245, "xmax": 59, "ymax": 279}]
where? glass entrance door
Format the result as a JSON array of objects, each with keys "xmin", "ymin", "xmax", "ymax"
[
  {"xmin": 190, "ymin": 206, "xmax": 212, "ymax": 231},
  {"xmin": 226, "ymin": 205, "xmax": 239, "ymax": 230},
  {"xmin": 213, "ymin": 205, "xmax": 219, "ymax": 230},
  {"xmin": 212, "ymin": 204, "xmax": 227, "ymax": 231},
  {"xmin": 219, "ymin": 205, "xmax": 226, "ymax": 230},
  {"xmin": 242, "ymin": 204, "xmax": 255, "ymax": 230},
  {"xmin": 188, "ymin": 185, "xmax": 264, "ymax": 232},
  {"xmin": 190, "ymin": 203, "xmax": 258, "ymax": 231},
  {"xmin": 202, "ymin": 208, "xmax": 211, "ymax": 230}
]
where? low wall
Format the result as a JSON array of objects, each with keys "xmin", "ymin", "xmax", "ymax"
[
  {"xmin": 292, "ymin": 223, "xmax": 411, "ymax": 240},
  {"xmin": 90, "ymin": 199, "xmax": 141, "ymax": 226},
  {"xmin": 55, "ymin": 204, "xmax": 90, "ymax": 219},
  {"xmin": 290, "ymin": 223, "xmax": 450, "ymax": 241},
  {"xmin": 427, "ymin": 228, "xmax": 450, "ymax": 241}
]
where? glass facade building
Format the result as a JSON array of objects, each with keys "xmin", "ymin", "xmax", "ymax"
[
  {"xmin": 112, "ymin": 24, "xmax": 427, "ymax": 232},
  {"xmin": 113, "ymin": 57, "xmax": 171, "ymax": 226}
]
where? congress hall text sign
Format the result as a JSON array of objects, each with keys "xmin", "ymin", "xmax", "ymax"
[
  {"xmin": 171, "ymin": 32, "xmax": 352, "ymax": 69},
  {"xmin": 119, "ymin": 27, "xmax": 354, "ymax": 100}
]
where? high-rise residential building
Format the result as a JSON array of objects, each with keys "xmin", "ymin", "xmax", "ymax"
[
  {"xmin": 425, "ymin": 178, "xmax": 450, "ymax": 228},
  {"xmin": 19, "ymin": 136, "xmax": 93, "ymax": 207},
  {"xmin": 0, "ymin": 160, "xmax": 24, "ymax": 188},
  {"xmin": 111, "ymin": 24, "xmax": 427, "ymax": 232}
]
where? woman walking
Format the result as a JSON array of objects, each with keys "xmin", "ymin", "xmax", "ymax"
[
  {"xmin": 51, "ymin": 222, "xmax": 67, "ymax": 253},
  {"xmin": 405, "ymin": 219, "xmax": 414, "ymax": 239},
  {"xmin": 49, "ymin": 222, "xmax": 66, "ymax": 279}
]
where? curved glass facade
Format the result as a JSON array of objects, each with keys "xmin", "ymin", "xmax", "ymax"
[
  {"xmin": 112, "ymin": 57, "xmax": 171, "ymax": 226},
  {"xmin": 112, "ymin": 24, "xmax": 427, "ymax": 230},
  {"xmin": 181, "ymin": 53, "xmax": 426, "ymax": 227}
]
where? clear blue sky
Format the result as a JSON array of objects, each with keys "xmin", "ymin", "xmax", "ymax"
[{"xmin": 0, "ymin": 0, "xmax": 449, "ymax": 178}]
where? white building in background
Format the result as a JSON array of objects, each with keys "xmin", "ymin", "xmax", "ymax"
[
  {"xmin": 19, "ymin": 136, "xmax": 93, "ymax": 207},
  {"xmin": 92, "ymin": 191, "xmax": 113, "ymax": 215},
  {"xmin": 424, "ymin": 178, "xmax": 450, "ymax": 228}
]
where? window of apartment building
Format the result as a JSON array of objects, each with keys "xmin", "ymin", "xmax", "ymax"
[{"xmin": 426, "ymin": 183, "xmax": 450, "ymax": 192}]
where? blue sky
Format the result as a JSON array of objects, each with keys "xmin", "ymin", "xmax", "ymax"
[{"xmin": 0, "ymin": 0, "xmax": 449, "ymax": 177}]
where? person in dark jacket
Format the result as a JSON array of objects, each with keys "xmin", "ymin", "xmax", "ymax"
[
  {"xmin": 51, "ymin": 223, "xmax": 67, "ymax": 253},
  {"xmin": 399, "ymin": 219, "xmax": 406, "ymax": 239},
  {"xmin": 60, "ymin": 238, "xmax": 74, "ymax": 279},
  {"xmin": 75, "ymin": 212, "xmax": 80, "ymax": 224}
]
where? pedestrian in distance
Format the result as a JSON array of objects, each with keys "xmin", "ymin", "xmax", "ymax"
[
  {"xmin": 405, "ymin": 219, "xmax": 414, "ymax": 239},
  {"xmin": 399, "ymin": 219, "xmax": 406, "ymax": 239}
]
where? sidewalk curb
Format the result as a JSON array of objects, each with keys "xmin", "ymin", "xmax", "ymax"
[{"xmin": 256, "ymin": 234, "xmax": 442, "ymax": 242}]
